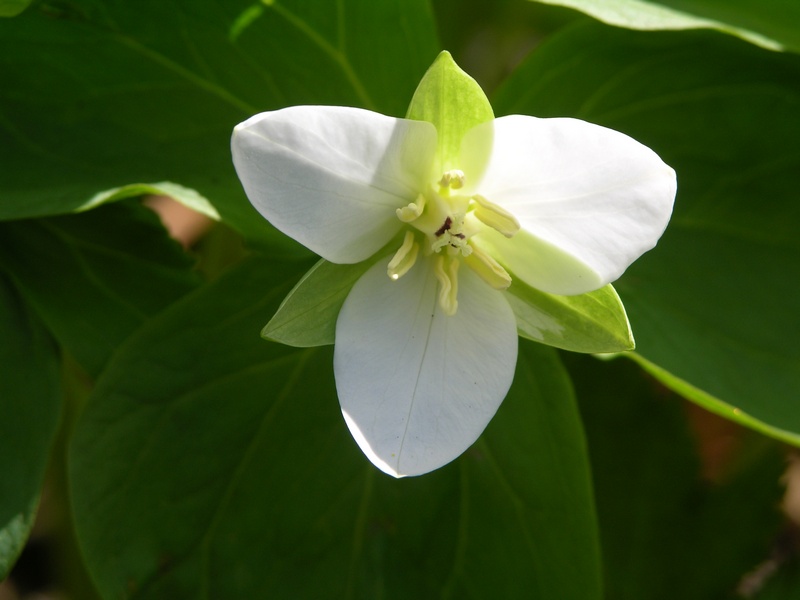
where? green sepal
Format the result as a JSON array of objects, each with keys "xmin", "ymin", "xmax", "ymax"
[
  {"xmin": 505, "ymin": 279, "xmax": 635, "ymax": 354},
  {"xmin": 262, "ymin": 258, "xmax": 379, "ymax": 347},
  {"xmin": 406, "ymin": 51, "xmax": 494, "ymax": 176}
]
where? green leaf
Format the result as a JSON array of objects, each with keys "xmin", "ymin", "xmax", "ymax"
[
  {"xmin": 627, "ymin": 352, "xmax": 800, "ymax": 447},
  {"xmin": 70, "ymin": 257, "xmax": 600, "ymax": 599},
  {"xmin": 262, "ymin": 258, "xmax": 373, "ymax": 347},
  {"xmin": 456, "ymin": 341, "xmax": 601, "ymax": 600},
  {"xmin": 78, "ymin": 181, "xmax": 220, "ymax": 221},
  {"xmin": 0, "ymin": 202, "xmax": 200, "ymax": 376},
  {"xmin": 568, "ymin": 354, "xmax": 784, "ymax": 600},
  {"xmin": 0, "ymin": 0, "xmax": 30, "ymax": 17},
  {"xmin": 528, "ymin": 0, "xmax": 800, "ymax": 53},
  {"xmin": 406, "ymin": 50, "xmax": 494, "ymax": 174},
  {"xmin": 0, "ymin": 275, "xmax": 61, "ymax": 579},
  {"xmin": 494, "ymin": 23, "xmax": 800, "ymax": 443},
  {"xmin": 506, "ymin": 281, "xmax": 634, "ymax": 353},
  {"xmin": 0, "ymin": 0, "xmax": 437, "ymax": 251}
]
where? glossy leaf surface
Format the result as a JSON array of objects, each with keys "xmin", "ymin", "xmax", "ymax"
[
  {"xmin": 70, "ymin": 257, "xmax": 600, "ymax": 599},
  {"xmin": 0, "ymin": 203, "xmax": 199, "ymax": 375},
  {"xmin": 528, "ymin": 0, "xmax": 800, "ymax": 52},
  {"xmin": 0, "ymin": 0, "xmax": 438, "ymax": 251},
  {"xmin": 495, "ymin": 22, "xmax": 800, "ymax": 443}
]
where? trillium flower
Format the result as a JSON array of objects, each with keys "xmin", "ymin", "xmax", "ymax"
[{"xmin": 231, "ymin": 52, "xmax": 676, "ymax": 478}]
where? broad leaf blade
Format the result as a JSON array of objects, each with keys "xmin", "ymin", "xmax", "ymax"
[
  {"xmin": 78, "ymin": 181, "xmax": 220, "ymax": 221},
  {"xmin": 0, "ymin": 202, "xmax": 200, "ymax": 376},
  {"xmin": 0, "ymin": 0, "xmax": 437, "ymax": 251},
  {"xmin": 494, "ymin": 22, "xmax": 800, "ymax": 443},
  {"xmin": 569, "ymin": 354, "xmax": 784, "ymax": 599},
  {"xmin": 70, "ymin": 257, "xmax": 600, "ymax": 599},
  {"xmin": 0, "ymin": 276, "xmax": 61, "ymax": 579},
  {"xmin": 453, "ymin": 341, "xmax": 602, "ymax": 599},
  {"xmin": 528, "ymin": 0, "xmax": 800, "ymax": 52}
]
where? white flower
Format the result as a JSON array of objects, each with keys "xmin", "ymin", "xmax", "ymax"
[{"xmin": 232, "ymin": 98, "xmax": 675, "ymax": 478}]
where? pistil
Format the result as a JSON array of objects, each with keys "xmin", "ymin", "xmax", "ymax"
[{"xmin": 389, "ymin": 169, "xmax": 519, "ymax": 314}]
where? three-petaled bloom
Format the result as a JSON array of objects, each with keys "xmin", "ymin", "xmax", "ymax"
[{"xmin": 232, "ymin": 53, "xmax": 676, "ymax": 478}]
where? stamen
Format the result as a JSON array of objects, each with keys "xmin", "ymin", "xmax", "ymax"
[
  {"xmin": 387, "ymin": 231, "xmax": 419, "ymax": 280},
  {"xmin": 396, "ymin": 192, "xmax": 426, "ymax": 223},
  {"xmin": 439, "ymin": 169, "xmax": 466, "ymax": 190},
  {"xmin": 464, "ymin": 243, "xmax": 512, "ymax": 290},
  {"xmin": 433, "ymin": 254, "xmax": 460, "ymax": 316},
  {"xmin": 471, "ymin": 194, "xmax": 520, "ymax": 238}
]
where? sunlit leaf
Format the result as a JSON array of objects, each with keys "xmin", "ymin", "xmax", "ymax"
[{"xmin": 528, "ymin": 0, "xmax": 800, "ymax": 52}]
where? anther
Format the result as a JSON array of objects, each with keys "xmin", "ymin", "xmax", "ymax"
[
  {"xmin": 471, "ymin": 194, "xmax": 520, "ymax": 238},
  {"xmin": 464, "ymin": 243, "xmax": 512, "ymax": 289},
  {"xmin": 387, "ymin": 231, "xmax": 419, "ymax": 280},
  {"xmin": 396, "ymin": 192, "xmax": 426, "ymax": 223},
  {"xmin": 439, "ymin": 169, "xmax": 466, "ymax": 190}
]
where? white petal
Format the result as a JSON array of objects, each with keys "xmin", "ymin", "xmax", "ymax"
[
  {"xmin": 232, "ymin": 106, "xmax": 437, "ymax": 263},
  {"xmin": 334, "ymin": 257, "xmax": 518, "ymax": 477},
  {"xmin": 463, "ymin": 115, "xmax": 676, "ymax": 294}
]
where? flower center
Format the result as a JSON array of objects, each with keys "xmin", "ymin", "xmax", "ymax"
[{"xmin": 387, "ymin": 170, "xmax": 519, "ymax": 315}]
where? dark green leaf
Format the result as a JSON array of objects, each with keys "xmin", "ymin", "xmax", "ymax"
[
  {"xmin": 452, "ymin": 341, "xmax": 601, "ymax": 600},
  {"xmin": 494, "ymin": 22, "xmax": 800, "ymax": 443},
  {"xmin": 0, "ymin": 0, "xmax": 438, "ymax": 250},
  {"xmin": 70, "ymin": 255, "xmax": 600, "ymax": 599},
  {"xmin": 0, "ymin": 202, "xmax": 200, "ymax": 376},
  {"xmin": 0, "ymin": 275, "xmax": 61, "ymax": 579},
  {"xmin": 568, "ymin": 354, "xmax": 785, "ymax": 600}
]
